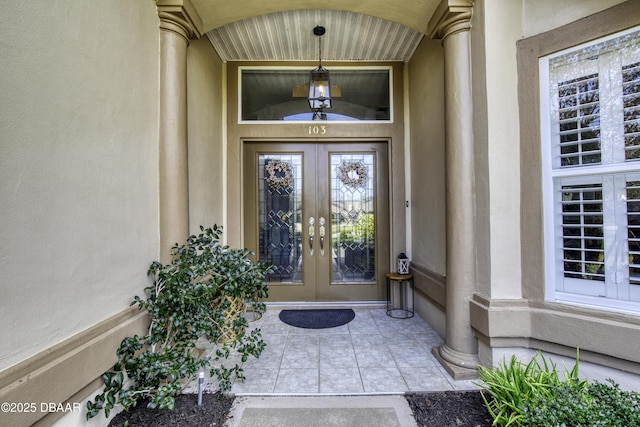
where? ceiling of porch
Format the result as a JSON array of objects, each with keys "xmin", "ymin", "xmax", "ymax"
[
  {"xmin": 190, "ymin": 3, "xmax": 438, "ymax": 116},
  {"xmin": 191, "ymin": 0, "xmax": 440, "ymax": 33},
  {"xmin": 204, "ymin": 9, "xmax": 426, "ymax": 62}
]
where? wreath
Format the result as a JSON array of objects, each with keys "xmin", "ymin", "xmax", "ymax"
[
  {"xmin": 338, "ymin": 160, "xmax": 368, "ymax": 189},
  {"xmin": 265, "ymin": 160, "xmax": 294, "ymax": 190}
]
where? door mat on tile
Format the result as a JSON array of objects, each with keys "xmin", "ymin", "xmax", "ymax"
[{"xmin": 279, "ymin": 308, "xmax": 355, "ymax": 329}]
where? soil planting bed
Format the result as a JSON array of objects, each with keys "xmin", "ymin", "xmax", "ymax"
[
  {"xmin": 407, "ymin": 390, "xmax": 493, "ymax": 427},
  {"xmin": 108, "ymin": 390, "xmax": 491, "ymax": 426},
  {"xmin": 108, "ymin": 393, "xmax": 233, "ymax": 427}
]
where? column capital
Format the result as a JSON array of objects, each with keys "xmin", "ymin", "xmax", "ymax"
[
  {"xmin": 157, "ymin": 0, "xmax": 204, "ymax": 41},
  {"xmin": 427, "ymin": 0, "xmax": 473, "ymax": 41}
]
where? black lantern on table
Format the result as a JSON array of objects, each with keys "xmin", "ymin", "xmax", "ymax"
[{"xmin": 308, "ymin": 26, "xmax": 331, "ymax": 120}]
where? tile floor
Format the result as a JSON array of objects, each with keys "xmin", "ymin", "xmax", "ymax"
[{"xmin": 190, "ymin": 307, "xmax": 479, "ymax": 395}]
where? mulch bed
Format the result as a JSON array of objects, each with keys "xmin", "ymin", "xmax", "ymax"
[
  {"xmin": 406, "ymin": 390, "xmax": 493, "ymax": 427},
  {"xmin": 108, "ymin": 393, "xmax": 233, "ymax": 427},
  {"xmin": 108, "ymin": 390, "xmax": 492, "ymax": 427}
]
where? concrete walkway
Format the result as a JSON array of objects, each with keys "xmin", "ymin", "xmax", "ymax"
[{"xmin": 225, "ymin": 395, "xmax": 418, "ymax": 427}]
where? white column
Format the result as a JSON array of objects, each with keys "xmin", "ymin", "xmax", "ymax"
[{"xmin": 428, "ymin": 0, "xmax": 480, "ymax": 379}]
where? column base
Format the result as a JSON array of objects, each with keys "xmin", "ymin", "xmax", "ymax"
[{"xmin": 432, "ymin": 344, "xmax": 479, "ymax": 380}]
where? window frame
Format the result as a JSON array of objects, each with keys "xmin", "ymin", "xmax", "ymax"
[
  {"xmin": 237, "ymin": 65, "xmax": 394, "ymax": 124},
  {"xmin": 540, "ymin": 25, "xmax": 640, "ymax": 314}
]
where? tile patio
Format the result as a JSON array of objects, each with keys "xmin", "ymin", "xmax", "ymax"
[{"xmin": 189, "ymin": 307, "xmax": 479, "ymax": 395}]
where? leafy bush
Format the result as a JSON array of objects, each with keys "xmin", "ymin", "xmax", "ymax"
[
  {"xmin": 86, "ymin": 225, "xmax": 273, "ymax": 419},
  {"xmin": 522, "ymin": 379, "xmax": 640, "ymax": 427},
  {"xmin": 477, "ymin": 350, "xmax": 640, "ymax": 427}
]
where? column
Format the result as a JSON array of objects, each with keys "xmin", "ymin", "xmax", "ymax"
[
  {"xmin": 427, "ymin": 0, "xmax": 479, "ymax": 379},
  {"xmin": 156, "ymin": 0, "xmax": 202, "ymax": 262}
]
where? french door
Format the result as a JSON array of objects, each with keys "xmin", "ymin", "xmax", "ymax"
[{"xmin": 243, "ymin": 141, "xmax": 389, "ymax": 301}]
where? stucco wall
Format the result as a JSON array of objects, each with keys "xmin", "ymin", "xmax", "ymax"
[
  {"xmin": 187, "ymin": 37, "xmax": 225, "ymax": 234},
  {"xmin": 406, "ymin": 36, "xmax": 447, "ymax": 335},
  {"xmin": 471, "ymin": 0, "xmax": 523, "ymax": 299},
  {"xmin": 407, "ymin": 38, "xmax": 446, "ymax": 277},
  {"xmin": 0, "ymin": 0, "xmax": 160, "ymax": 371},
  {"xmin": 522, "ymin": 0, "xmax": 628, "ymax": 38}
]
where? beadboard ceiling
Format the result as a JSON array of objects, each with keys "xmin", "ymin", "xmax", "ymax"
[{"xmin": 205, "ymin": 9, "xmax": 424, "ymax": 62}]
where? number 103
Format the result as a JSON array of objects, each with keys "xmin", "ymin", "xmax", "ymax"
[{"xmin": 308, "ymin": 125, "xmax": 327, "ymax": 135}]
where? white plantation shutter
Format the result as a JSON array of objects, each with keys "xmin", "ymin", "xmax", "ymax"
[
  {"xmin": 623, "ymin": 62, "xmax": 640, "ymax": 161},
  {"xmin": 560, "ymin": 183, "xmax": 604, "ymax": 284},
  {"xmin": 627, "ymin": 180, "xmax": 640, "ymax": 286},
  {"xmin": 557, "ymin": 74, "xmax": 601, "ymax": 167},
  {"xmin": 542, "ymin": 26, "xmax": 640, "ymax": 312}
]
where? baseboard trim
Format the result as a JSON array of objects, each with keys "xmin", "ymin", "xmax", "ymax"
[
  {"xmin": 410, "ymin": 263, "xmax": 446, "ymax": 310},
  {"xmin": 0, "ymin": 307, "xmax": 148, "ymax": 427}
]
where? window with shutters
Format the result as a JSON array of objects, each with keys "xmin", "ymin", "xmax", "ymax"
[{"xmin": 540, "ymin": 26, "xmax": 640, "ymax": 313}]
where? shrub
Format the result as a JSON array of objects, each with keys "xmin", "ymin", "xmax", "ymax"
[
  {"xmin": 477, "ymin": 352, "xmax": 567, "ymax": 426},
  {"xmin": 86, "ymin": 225, "xmax": 273, "ymax": 419},
  {"xmin": 477, "ymin": 350, "xmax": 640, "ymax": 427},
  {"xmin": 522, "ymin": 379, "xmax": 640, "ymax": 427}
]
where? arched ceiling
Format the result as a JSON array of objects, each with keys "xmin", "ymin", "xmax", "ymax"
[
  {"xmin": 206, "ymin": 10, "xmax": 424, "ymax": 62},
  {"xmin": 190, "ymin": 0, "xmax": 440, "ymax": 34},
  {"xmin": 189, "ymin": 0, "xmax": 442, "ymax": 62}
]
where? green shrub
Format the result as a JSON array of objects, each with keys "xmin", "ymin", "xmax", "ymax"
[
  {"xmin": 477, "ymin": 350, "xmax": 640, "ymax": 427},
  {"xmin": 522, "ymin": 379, "xmax": 640, "ymax": 427},
  {"xmin": 86, "ymin": 225, "xmax": 273, "ymax": 419},
  {"xmin": 477, "ymin": 352, "xmax": 567, "ymax": 426}
]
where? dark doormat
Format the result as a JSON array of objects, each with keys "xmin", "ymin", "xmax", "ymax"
[{"xmin": 279, "ymin": 309, "xmax": 355, "ymax": 329}]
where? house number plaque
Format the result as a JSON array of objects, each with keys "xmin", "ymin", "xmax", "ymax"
[{"xmin": 308, "ymin": 125, "xmax": 327, "ymax": 135}]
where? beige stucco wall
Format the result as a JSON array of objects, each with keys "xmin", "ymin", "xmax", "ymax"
[
  {"xmin": 522, "ymin": 0, "xmax": 628, "ymax": 38},
  {"xmin": 407, "ymin": 38, "xmax": 446, "ymax": 277},
  {"xmin": 0, "ymin": 0, "xmax": 160, "ymax": 371},
  {"xmin": 187, "ymin": 37, "xmax": 225, "ymax": 233},
  {"xmin": 406, "ymin": 36, "xmax": 447, "ymax": 335},
  {"xmin": 471, "ymin": 0, "xmax": 523, "ymax": 300}
]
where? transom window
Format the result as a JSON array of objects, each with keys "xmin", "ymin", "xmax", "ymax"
[
  {"xmin": 541, "ymin": 26, "xmax": 640, "ymax": 313},
  {"xmin": 239, "ymin": 67, "xmax": 392, "ymax": 122}
]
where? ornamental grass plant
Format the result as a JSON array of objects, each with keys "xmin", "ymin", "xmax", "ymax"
[
  {"xmin": 476, "ymin": 352, "xmax": 567, "ymax": 426},
  {"xmin": 476, "ymin": 350, "xmax": 640, "ymax": 427}
]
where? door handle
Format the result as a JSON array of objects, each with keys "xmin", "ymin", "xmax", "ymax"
[
  {"xmin": 319, "ymin": 217, "xmax": 325, "ymax": 256},
  {"xmin": 308, "ymin": 217, "xmax": 315, "ymax": 256}
]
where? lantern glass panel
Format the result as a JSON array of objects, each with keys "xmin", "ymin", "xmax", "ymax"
[{"xmin": 308, "ymin": 69, "xmax": 332, "ymax": 109}]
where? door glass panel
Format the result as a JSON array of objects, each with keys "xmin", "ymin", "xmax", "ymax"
[
  {"xmin": 258, "ymin": 154, "xmax": 303, "ymax": 283},
  {"xmin": 331, "ymin": 153, "xmax": 376, "ymax": 283}
]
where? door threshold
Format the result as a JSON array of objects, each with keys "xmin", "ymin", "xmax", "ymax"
[{"xmin": 265, "ymin": 301, "xmax": 386, "ymax": 310}]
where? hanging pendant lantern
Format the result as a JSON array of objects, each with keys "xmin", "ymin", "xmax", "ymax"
[{"xmin": 308, "ymin": 26, "xmax": 331, "ymax": 118}]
